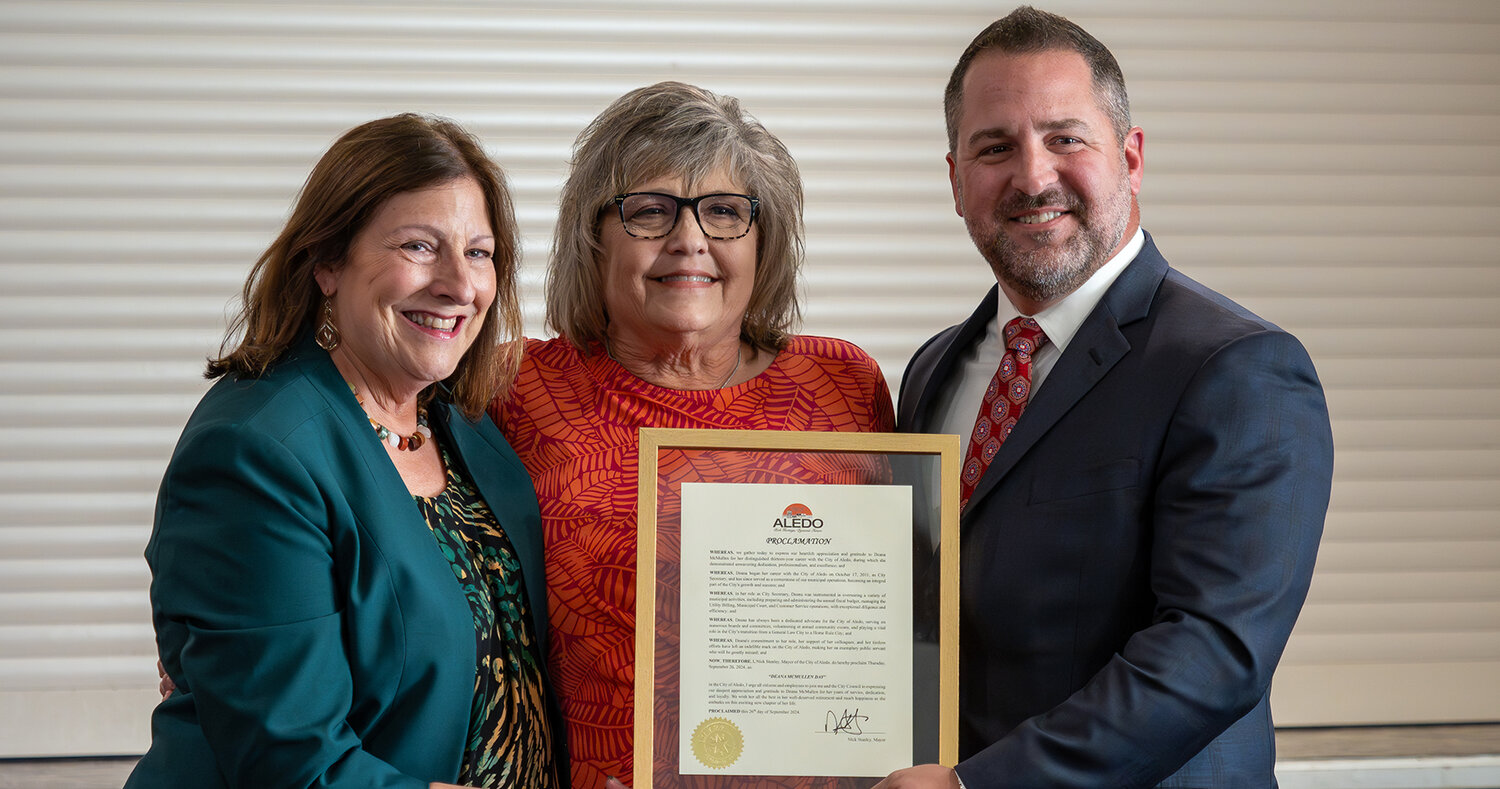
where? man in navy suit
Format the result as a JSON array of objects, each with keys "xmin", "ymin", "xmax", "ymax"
[{"xmin": 879, "ymin": 7, "xmax": 1334, "ymax": 788}]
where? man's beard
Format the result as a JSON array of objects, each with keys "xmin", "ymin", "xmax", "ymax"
[{"xmin": 970, "ymin": 178, "xmax": 1132, "ymax": 306}]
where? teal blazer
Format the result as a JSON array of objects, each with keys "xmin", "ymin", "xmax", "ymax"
[{"xmin": 127, "ymin": 336, "xmax": 559, "ymax": 788}]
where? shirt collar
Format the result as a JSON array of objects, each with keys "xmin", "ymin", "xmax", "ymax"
[{"xmin": 996, "ymin": 227, "xmax": 1145, "ymax": 353}]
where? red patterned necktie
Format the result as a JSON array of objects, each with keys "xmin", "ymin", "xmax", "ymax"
[{"xmin": 959, "ymin": 316, "xmax": 1049, "ymax": 510}]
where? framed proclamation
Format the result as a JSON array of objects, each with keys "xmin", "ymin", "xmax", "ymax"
[{"xmin": 634, "ymin": 428, "xmax": 960, "ymax": 789}]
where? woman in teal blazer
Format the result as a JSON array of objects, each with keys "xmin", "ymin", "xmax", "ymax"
[{"xmin": 128, "ymin": 115, "xmax": 565, "ymax": 788}]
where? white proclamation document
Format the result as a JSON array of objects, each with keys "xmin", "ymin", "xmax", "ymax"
[{"xmin": 677, "ymin": 482, "xmax": 913, "ymax": 777}]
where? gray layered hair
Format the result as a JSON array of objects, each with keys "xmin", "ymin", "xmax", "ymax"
[
  {"xmin": 944, "ymin": 5, "xmax": 1132, "ymax": 151},
  {"xmin": 546, "ymin": 81, "xmax": 804, "ymax": 352}
]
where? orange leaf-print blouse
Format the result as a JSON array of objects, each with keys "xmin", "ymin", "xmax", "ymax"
[{"xmin": 492, "ymin": 336, "xmax": 896, "ymax": 789}]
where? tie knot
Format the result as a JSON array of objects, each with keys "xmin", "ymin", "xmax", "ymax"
[{"xmin": 1004, "ymin": 316, "xmax": 1048, "ymax": 355}]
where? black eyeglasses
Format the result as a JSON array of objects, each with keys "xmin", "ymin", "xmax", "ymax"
[{"xmin": 611, "ymin": 192, "xmax": 759, "ymax": 240}]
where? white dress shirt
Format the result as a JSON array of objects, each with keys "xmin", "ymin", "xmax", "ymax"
[{"xmin": 932, "ymin": 228, "xmax": 1146, "ymax": 456}]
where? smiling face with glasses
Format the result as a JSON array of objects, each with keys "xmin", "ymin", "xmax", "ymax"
[
  {"xmin": 612, "ymin": 191, "xmax": 759, "ymax": 240},
  {"xmin": 597, "ymin": 172, "xmax": 760, "ymax": 383}
]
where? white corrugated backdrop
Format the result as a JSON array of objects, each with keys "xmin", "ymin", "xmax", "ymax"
[{"xmin": 0, "ymin": 0, "xmax": 1496, "ymax": 757}]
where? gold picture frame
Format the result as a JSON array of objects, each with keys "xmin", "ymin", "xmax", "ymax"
[{"xmin": 633, "ymin": 428, "xmax": 960, "ymax": 789}]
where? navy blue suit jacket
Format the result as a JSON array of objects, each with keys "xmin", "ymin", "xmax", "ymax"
[{"xmin": 898, "ymin": 234, "xmax": 1333, "ymax": 788}]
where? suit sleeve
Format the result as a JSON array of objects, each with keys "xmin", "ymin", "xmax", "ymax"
[
  {"xmin": 896, "ymin": 330, "xmax": 949, "ymax": 432},
  {"xmin": 149, "ymin": 422, "xmax": 431, "ymax": 789},
  {"xmin": 955, "ymin": 330, "xmax": 1334, "ymax": 788}
]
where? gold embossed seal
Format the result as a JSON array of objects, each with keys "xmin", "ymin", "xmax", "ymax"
[{"xmin": 690, "ymin": 717, "xmax": 743, "ymax": 769}]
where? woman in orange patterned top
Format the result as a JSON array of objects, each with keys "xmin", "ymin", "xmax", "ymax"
[{"xmin": 490, "ymin": 83, "xmax": 895, "ymax": 789}]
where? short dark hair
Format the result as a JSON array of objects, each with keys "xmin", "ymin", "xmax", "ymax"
[
  {"xmin": 207, "ymin": 113, "xmax": 522, "ymax": 419},
  {"xmin": 944, "ymin": 6, "xmax": 1131, "ymax": 151}
]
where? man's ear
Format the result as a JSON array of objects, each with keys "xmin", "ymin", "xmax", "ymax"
[
  {"xmin": 1123, "ymin": 126, "xmax": 1144, "ymax": 196},
  {"xmin": 946, "ymin": 152, "xmax": 963, "ymax": 217}
]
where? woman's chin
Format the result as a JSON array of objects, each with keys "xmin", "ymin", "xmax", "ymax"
[
  {"xmin": 382, "ymin": 357, "xmax": 465, "ymax": 393},
  {"xmin": 620, "ymin": 316, "xmax": 743, "ymax": 349}
]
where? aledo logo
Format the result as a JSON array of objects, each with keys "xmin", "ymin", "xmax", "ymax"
[{"xmin": 772, "ymin": 503, "xmax": 823, "ymax": 530}]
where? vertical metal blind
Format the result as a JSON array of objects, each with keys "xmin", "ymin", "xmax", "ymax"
[{"xmin": 0, "ymin": 0, "xmax": 1496, "ymax": 756}]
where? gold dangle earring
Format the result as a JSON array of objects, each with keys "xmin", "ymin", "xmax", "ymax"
[{"xmin": 315, "ymin": 299, "xmax": 341, "ymax": 351}]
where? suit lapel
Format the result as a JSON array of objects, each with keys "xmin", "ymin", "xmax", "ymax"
[
  {"xmin": 435, "ymin": 404, "xmax": 551, "ymax": 649},
  {"xmin": 962, "ymin": 235, "xmax": 1170, "ymax": 510},
  {"xmin": 435, "ymin": 407, "xmax": 544, "ymax": 576},
  {"xmin": 901, "ymin": 286, "xmax": 999, "ymax": 432},
  {"xmin": 287, "ymin": 337, "xmax": 475, "ymax": 624},
  {"xmin": 295, "ymin": 339, "xmax": 420, "ymax": 513}
]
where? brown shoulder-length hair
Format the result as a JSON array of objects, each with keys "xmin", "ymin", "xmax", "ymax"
[
  {"xmin": 207, "ymin": 113, "xmax": 523, "ymax": 419},
  {"xmin": 546, "ymin": 81, "xmax": 804, "ymax": 353}
]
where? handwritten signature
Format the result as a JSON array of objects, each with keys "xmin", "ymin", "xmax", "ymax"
[{"xmin": 825, "ymin": 708, "xmax": 869, "ymax": 735}]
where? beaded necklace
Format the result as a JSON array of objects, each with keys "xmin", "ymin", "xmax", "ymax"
[{"xmin": 349, "ymin": 385, "xmax": 431, "ymax": 452}]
